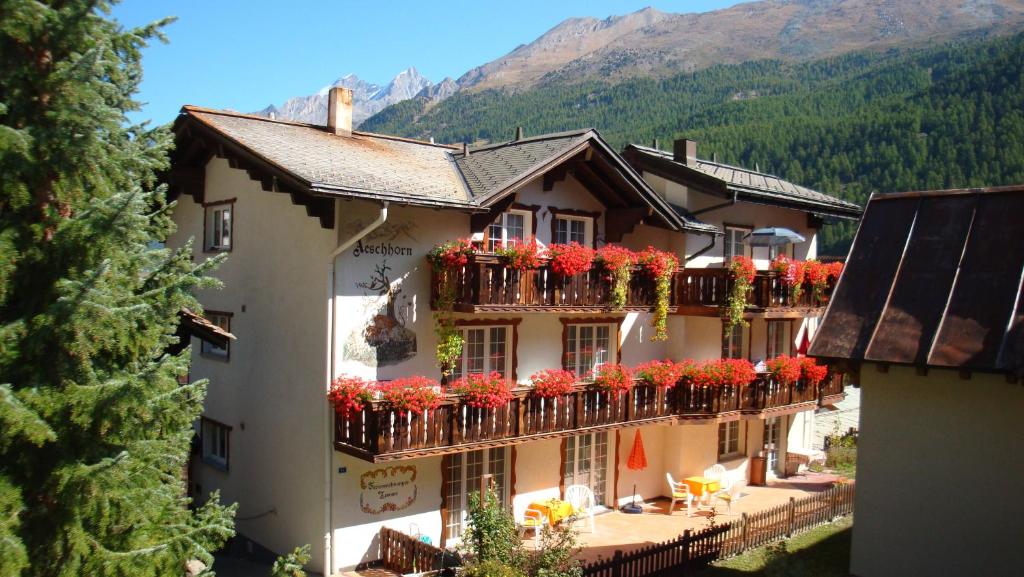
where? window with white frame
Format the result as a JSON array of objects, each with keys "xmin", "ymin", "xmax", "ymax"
[
  {"xmin": 451, "ymin": 325, "xmax": 510, "ymax": 380},
  {"xmin": 444, "ymin": 447, "xmax": 508, "ymax": 542},
  {"xmin": 768, "ymin": 242, "xmax": 792, "ymax": 261},
  {"xmin": 766, "ymin": 320, "xmax": 792, "ymax": 359},
  {"xmin": 723, "ymin": 226, "xmax": 751, "ymax": 263},
  {"xmin": 487, "ymin": 210, "xmax": 530, "ymax": 251},
  {"xmin": 554, "ymin": 216, "xmax": 590, "ymax": 245},
  {"xmin": 201, "ymin": 418, "xmax": 230, "ymax": 470},
  {"xmin": 718, "ymin": 420, "xmax": 742, "ymax": 458},
  {"xmin": 722, "ymin": 322, "xmax": 746, "ymax": 360},
  {"xmin": 565, "ymin": 323, "xmax": 614, "ymax": 378},
  {"xmin": 200, "ymin": 312, "xmax": 232, "ymax": 360},
  {"xmin": 564, "ymin": 432, "xmax": 609, "ymax": 506},
  {"xmin": 204, "ymin": 202, "xmax": 233, "ymax": 251}
]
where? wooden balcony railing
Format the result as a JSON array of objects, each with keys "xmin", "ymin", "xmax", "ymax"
[
  {"xmin": 431, "ymin": 253, "xmax": 668, "ymax": 312},
  {"xmin": 431, "ymin": 255, "xmax": 835, "ymax": 315},
  {"xmin": 335, "ymin": 374, "xmax": 842, "ymax": 462},
  {"xmin": 674, "ymin": 269, "xmax": 836, "ymax": 315}
]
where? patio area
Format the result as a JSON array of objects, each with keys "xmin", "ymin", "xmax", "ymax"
[{"xmin": 524, "ymin": 471, "xmax": 848, "ymax": 564}]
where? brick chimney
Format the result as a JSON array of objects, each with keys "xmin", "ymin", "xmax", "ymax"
[
  {"xmin": 673, "ymin": 138, "xmax": 698, "ymax": 165},
  {"xmin": 327, "ymin": 87, "xmax": 353, "ymax": 136}
]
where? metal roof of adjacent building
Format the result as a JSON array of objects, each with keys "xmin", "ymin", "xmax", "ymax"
[
  {"xmin": 623, "ymin": 144, "xmax": 862, "ymax": 219},
  {"xmin": 809, "ymin": 185, "xmax": 1024, "ymax": 376}
]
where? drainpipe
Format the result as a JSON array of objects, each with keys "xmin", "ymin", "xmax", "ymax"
[
  {"xmin": 324, "ymin": 200, "xmax": 389, "ymax": 575},
  {"xmin": 684, "ymin": 233, "xmax": 717, "ymax": 265}
]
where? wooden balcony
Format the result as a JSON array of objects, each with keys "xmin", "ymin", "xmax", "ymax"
[
  {"xmin": 674, "ymin": 269, "xmax": 836, "ymax": 317},
  {"xmin": 431, "ymin": 256, "xmax": 835, "ymax": 316},
  {"xmin": 430, "ymin": 253, "xmax": 670, "ymax": 313},
  {"xmin": 334, "ymin": 374, "xmax": 845, "ymax": 462}
]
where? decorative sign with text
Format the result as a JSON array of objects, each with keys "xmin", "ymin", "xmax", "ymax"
[{"xmin": 360, "ymin": 465, "xmax": 417, "ymax": 514}]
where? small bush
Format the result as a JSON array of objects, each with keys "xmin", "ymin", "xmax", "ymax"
[
  {"xmin": 271, "ymin": 544, "xmax": 310, "ymax": 577},
  {"xmin": 462, "ymin": 559, "xmax": 527, "ymax": 577}
]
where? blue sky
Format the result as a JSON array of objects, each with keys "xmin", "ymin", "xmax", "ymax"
[{"xmin": 112, "ymin": 0, "xmax": 742, "ymax": 125}]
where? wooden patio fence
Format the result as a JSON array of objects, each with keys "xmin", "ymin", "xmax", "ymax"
[
  {"xmin": 581, "ymin": 483, "xmax": 855, "ymax": 577},
  {"xmin": 379, "ymin": 526, "xmax": 447, "ymax": 575}
]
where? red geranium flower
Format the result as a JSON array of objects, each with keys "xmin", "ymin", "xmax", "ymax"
[
  {"xmin": 800, "ymin": 357, "xmax": 829, "ymax": 386},
  {"xmin": 595, "ymin": 245, "xmax": 636, "ymax": 273},
  {"xmin": 766, "ymin": 355, "xmax": 802, "ymax": 385},
  {"xmin": 546, "ymin": 242, "xmax": 595, "ymax": 277},
  {"xmin": 427, "ymin": 239, "xmax": 475, "ymax": 271},
  {"xmin": 376, "ymin": 376, "xmax": 442, "ymax": 417},
  {"xmin": 451, "ymin": 372, "xmax": 514, "ymax": 409},
  {"xmin": 496, "ymin": 238, "xmax": 542, "ymax": 271},
  {"xmin": 588, "ymin": 363, "xmax": 633, "ymax": 397},
  {"xmin": 634, "ymin": 360, "xmax": 681, "ymax": 388},
  {"xmin": 529, "ymin": 368, "xmax": 577, "ymax": 398},
  {"xmin": 728, "ymin": 256, "xmax": 757, "ymax": 284},
  {"xmin": 636, "ymin": 247, "xmax": 679, "ymax": 280},
  {"xmin": 327, "ymin": 375, "xmax": 375, "ymax": 418}
]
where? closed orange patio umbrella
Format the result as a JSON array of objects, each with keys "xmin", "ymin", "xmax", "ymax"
[{"xmin": 627, "ymin": 430, "xmax": 648, "ymax": 470}]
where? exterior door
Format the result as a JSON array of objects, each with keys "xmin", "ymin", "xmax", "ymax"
[
  {"xmin": 764, "ymin": 417, "xmax": 782, "ymax": 473},
  {"xmin": 563, "ymin": 432, "xmax": 609, "ymax": 506},
  {"xmin": 444, "ymin": 448, "xmax": 508, "ymax": 542}
]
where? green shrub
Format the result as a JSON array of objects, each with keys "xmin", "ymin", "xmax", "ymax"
[
  {"xmin": 462, "ymin": 559, "xmax": 527, "ymax": 577},
  {"xmin": 271, "ymin": 544, "xmax": 310, "ymax": 577}
]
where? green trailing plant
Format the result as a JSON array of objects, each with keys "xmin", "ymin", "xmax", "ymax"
[
  {"xmin": 428, "ymin": 239, "xmax": 474, "ymax": 375},
  {"xmin": 725, "ymin": 256, "xmax": 756, "ymax": 332},
  {"xmin": 0, "ymin": 3, "xmax": 237, "ymax": 576},
  {"xmin": 637, "ymin": 247, "xmax": 678, "ymax": 341},
  {"xmin": 272, "ymin": 545, "xmax": 311, "ymax": 577},
  {"xmin": 595, "ymin": 245, "xmax": 636, "ymax": 309}
]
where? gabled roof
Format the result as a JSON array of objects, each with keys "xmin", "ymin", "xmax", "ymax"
[
  {"xmin": 177, "ymin": 107, "xmax": 472, "ymax": 208},
  {"xmin": 622, "ymin": 144, "xmax": 862, "ymax": 219},
  {"xmin": 178, "ymin": 308, "xmax": 236, "ymax": 349},
  {"xmin": 170, "ymin": 107, "xmax": 717, "ymax": 235},
  {"xmin": 809, "ymin": 185, "xmax": 1024, "ymax": 376}
]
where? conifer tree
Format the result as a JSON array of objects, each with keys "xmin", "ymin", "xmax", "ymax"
[{"xmin": 0, "ymin": 2, "xmax": 236, "ymax": 575}]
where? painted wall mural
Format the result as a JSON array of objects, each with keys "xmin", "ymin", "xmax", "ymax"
[
  {"xmin": 360, "ymin": 465, "xmax": 418, "ymax": 514},
  {"xmin": 343, "ymin": 219, "xmax": 420, "ymax": 368}
]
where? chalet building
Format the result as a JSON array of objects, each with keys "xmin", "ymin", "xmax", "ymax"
[
  {"xmin": 167, "ymin": 87, "xmax": 859, "ymax": 574},
  {"xmin": 810, "ymin": 185, "xmax": 1024, "ymax": 577}
]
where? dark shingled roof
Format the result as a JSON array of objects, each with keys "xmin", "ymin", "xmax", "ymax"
[
  {"xmin": 456, "ymin": 130, "xmax": 591, "ymax": 199},
  {"xmin": 184, "ymin": 107, "xmax": 473, "ymax": 207},
  {"xmin": 809, "ymin": 185, "xmax": 1024, "ymax": 376},
  {"xmin": 623, "ymin": 144, "xmax": 862, "ymax": 219},
  {"xmin": 174, "ymin": 108, "xmax": 718, "ymax": 235}
]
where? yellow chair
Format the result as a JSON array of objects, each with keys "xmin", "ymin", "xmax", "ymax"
[{"xmin": 665, "ymin": 473, "xmax": 694, "ymax": 517}]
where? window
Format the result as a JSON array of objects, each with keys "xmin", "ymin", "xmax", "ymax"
[
  {"xmin": 766, "ymin": 320, "xmax": 792, "ymax": 359},
  {"xmin": 554, "ymin": 216, "xmax": 590, "ymax": 245},
  {"xmin": 718, "ymin": 421, "xmax": 742, "ymax": 458},
  {"xmin": 487, "ymin": 210, "xmax": 530, "ymax": 251},
  {"xmin": 565, "ymin": 323, "xmax": 613, "ymax": 377},
  {"xmin": 201, "ymin": 418, "xmax": 230, "ymax": 470},
  {"xmin": 722, "ymin": 322, "xmax": 746, "ymax": 360},
  {"xmin": 564, "ymin": 432, "xmax": 609, "ymax": 506},
  {"xmin": 200, "ymin": 312, "xmax": 232, "ymax": 360},
  {"xmin": 444, "ymin": 448, "xmax": 508, "ymax": 542},
  {"xmin": 768, "ymin": 243, "xmax": 792, "ymax": 261},
  {"xmin": 723, "ymin": 226, "xmax": 752, "ymax": 263},
  {"xmin": 764, "ymin": 417, "xmax": 782, "ymax": 472},
  {"xmin": 204, "ymin": 200, "xmax": 234, "ymax": 252},
  {"xmin": 451, "ymin": 325, "xmax": 510, "ymax": 380}
]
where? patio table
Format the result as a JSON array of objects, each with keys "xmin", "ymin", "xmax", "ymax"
[
  {"xmin": 528, "ymin": 498, "xmax": 574, "ymax": 525},
  {"xmin": 683, "ymin": 476, "xmax": 721, "ymax": 505}
]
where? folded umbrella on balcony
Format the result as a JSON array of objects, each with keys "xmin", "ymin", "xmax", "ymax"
[
  {"xmin": 621, "ymin": 430, "xmax": 648, "ymax": 514},
  {"xmin": 743, "ymin": 227, "xmax": 806, "ymax": 246}
]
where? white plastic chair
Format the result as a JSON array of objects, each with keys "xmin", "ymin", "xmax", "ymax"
[
  {"xmin": 715, "ymin": 481, "xmax": 745, "ymax": 514},
  {"xmin": 563, "ymin": 484, "xmax": 597, "ymax": 533},
  {"xmin": 665, "ymin": 473, "xmax": 694, "ymax": 517},
  {"xmin": 517, "ymin": 507, "xmax": 548, "ymax": 547}
]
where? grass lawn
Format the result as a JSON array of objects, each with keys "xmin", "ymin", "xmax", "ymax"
[{"xmin": 692, "ymin": 516, "xmax": 853, "ymax": 577}]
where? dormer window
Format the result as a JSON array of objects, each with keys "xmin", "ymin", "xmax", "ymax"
[
  {"xmin": 204, "ymin": 199, "xmax": 235, "ymax": 252},
  {"xmin": 487, "ymin": 209, "xmax": 531, "ymax": 251}
]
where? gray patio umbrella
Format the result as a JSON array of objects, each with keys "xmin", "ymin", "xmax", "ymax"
[{"xmin": 744, "ymin": 227, "xmax": 806, "ymax": 246}]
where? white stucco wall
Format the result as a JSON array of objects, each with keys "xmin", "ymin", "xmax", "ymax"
[
  {"xmin": 167, "ymin": 157, "xmax": 336, "ymax": 572},
  {"xmin": 850, "ymin": 366, "xmax": 1024, "ymax": 577}
]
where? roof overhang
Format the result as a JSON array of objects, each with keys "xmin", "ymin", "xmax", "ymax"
[{"xmin": 622, "ymin": 145, "xmax": 862, "ymax": 221}]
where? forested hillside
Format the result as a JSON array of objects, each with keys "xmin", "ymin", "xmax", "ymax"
[{"xmin": 362, "ymin": 33, "xmax": 1024, "ymax": 254}]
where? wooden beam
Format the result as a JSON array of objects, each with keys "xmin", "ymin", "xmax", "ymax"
[
  {"xmin": 543, "ymin": 166, "xmax": 568, "ymax": 191},
  {"xmin": 167, "ymin": 165, "xmax": 205, "ymax": 202},
  {"xmin": 573, "ymin": 160, "xmax": 626, "ymax": 206}
]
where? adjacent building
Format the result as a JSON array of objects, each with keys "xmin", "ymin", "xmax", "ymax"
[
  {"xmin": 810, "ymin": 185, "xmax": 1024, "ymax": 577},
  {"xmin": 167, "ymin": 87, "xmax": 859, "ymax": 574}
]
